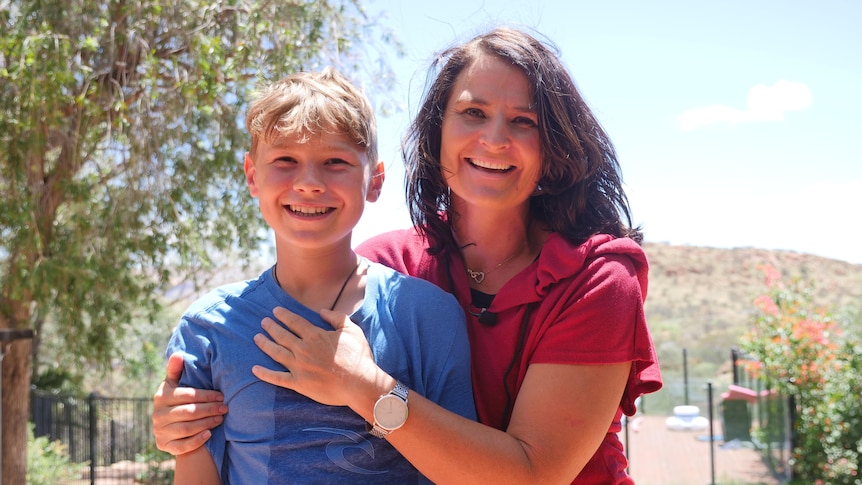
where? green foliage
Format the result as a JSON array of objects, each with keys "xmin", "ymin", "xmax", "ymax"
[
  {"xmin": 0, "ymin": 0, "xmax": 399, "ymax": 380},
  {"xmin": 135, "ymin": 444, "xmax": 174, "ymax": 484},
  {"xmin": 739, "ymin": 265, "xmax": 862, "ymax": 484},
  {"xmin": 31, "ymin": 367, "xmax": 85, "ymax": 396},
  {"xmin": 26, "ymin": 423, "xmax": 83, "ymax": 484}
]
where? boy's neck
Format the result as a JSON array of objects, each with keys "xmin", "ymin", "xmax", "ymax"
[{"xmin": 272, "ymin": 248, "xmax": 365, "ymax": 314}]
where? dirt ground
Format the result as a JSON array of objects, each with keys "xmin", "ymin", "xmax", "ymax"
[{"xmin": 623, "ymin": 414, "xmax": 784, "ymax": 485}]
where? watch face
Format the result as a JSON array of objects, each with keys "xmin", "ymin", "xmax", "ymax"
[{"xmin": 374, "ymin": 394, "xmax": 408, "ymax": 429}]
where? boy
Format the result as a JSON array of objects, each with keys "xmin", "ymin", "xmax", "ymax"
[{"xmin": 168, "ymin": 68, "xmax": 475, "ymax": 484}]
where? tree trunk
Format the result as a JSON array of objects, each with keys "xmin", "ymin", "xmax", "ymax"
[{"xmin": 2, "ymin": 337, "xmax": 31, "ymax": 485}]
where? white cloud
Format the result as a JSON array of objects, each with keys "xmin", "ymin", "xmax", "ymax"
[{"xmin": 677, "ymin": 81, "xmax": 813, "ymax": 131}]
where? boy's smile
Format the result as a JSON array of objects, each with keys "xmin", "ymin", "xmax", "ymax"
[{"xmin": 245, "ymin": 130, "xmax": 383, "ymax": 251}]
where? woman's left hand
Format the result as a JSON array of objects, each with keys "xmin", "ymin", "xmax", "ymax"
[{"xmin": 252, "ymin": 307, "xmax": 380, "ymax": 407}]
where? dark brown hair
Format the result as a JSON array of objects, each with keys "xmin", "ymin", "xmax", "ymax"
[{"xmin": 403, "ymin": 27, "xmax": 641, "ymax": 254}]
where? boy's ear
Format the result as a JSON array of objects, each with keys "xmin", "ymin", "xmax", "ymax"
[
  {"xmin": 244, "ymin": 153, "xmax": 259, "ymax": 197},
  {"xmin": 366, "ymin": 161, "xmax": 385, "ymax": 202}
]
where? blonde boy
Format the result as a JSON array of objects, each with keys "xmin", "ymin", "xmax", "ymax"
[{"xmin": 168, "ymin": 68, "xmax": 474, "ymax": 484}]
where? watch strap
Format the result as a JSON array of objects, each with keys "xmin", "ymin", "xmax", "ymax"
[{"xmin": 369, "ymin": 381, "xmax": 409, "ymax": 438}]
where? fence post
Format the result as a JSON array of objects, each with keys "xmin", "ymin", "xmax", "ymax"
[
  {"xmin": 66, "ymin": 396, "xmax": 75, "ymax": 460},
  {"xmin": 731, "ymin": 347, "xmax": 740, "ymax": 385},
  {"xmin": 88, "ymin": 393, "xmax": 97, "ymax": 485},
  {"xmin": 683, "ymin": 348, "xmax": 689, "ymax": 405},
  {"xmin": 110, "ymin": 419, "xmax": 117, "ymax": 465},
  {"xmin": 786, "ymin": 394, "xmax": 796, "ymax": 483},
  {"xmin": 707, "ymin": 381, "xmax": 715, "ymax": 485},
  {"xmin": 624, "ymin": 417, "xmax": 630, "ymax": 474}
]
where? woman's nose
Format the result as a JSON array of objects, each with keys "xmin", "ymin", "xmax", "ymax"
[{"xmin": 479, "ymin": 116, "xmax": 511, "ymax": 149}]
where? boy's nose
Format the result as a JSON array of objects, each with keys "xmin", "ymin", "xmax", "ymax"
[{"xmin": 294, "ymin": 165, "xmax": 325, "ymax": 192}]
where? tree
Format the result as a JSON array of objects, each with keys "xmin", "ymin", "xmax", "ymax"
[{"xmin": 0, "ymin": 0, "xmax": 398, "ymax": 480}]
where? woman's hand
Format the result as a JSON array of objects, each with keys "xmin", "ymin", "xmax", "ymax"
[
  {"xmin": 252, "ymin": 307, "xmax": 382, "ymax": 409},
  {"xmin": 152, "ymin": 352, "xmax": 228, "ymax": 455}
]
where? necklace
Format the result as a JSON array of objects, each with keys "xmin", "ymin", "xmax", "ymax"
[
  {"xmin": 465, "ymin": 240, "xmax": 528, "ymax": 285},
  {"xmin": 329, "ymin": 259, "xmax": 362, "ymax": 311},
  {"xmin": 273, "ymin": 258, "xmax": 362, "ymax": 311}
]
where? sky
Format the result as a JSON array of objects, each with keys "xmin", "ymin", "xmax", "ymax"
[{"xmin": 351, "ymin": 0, "xmax": 862, "ymax": 265}]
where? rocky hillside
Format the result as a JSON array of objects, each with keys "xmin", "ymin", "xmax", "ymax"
[{"xmin": 641, "ymin": 242, "xmax": 862, "ymax": 381}]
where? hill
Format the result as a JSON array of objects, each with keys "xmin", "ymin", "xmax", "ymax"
[{"xmin": 641, "ymin": 242, "xmax": 862, "ymax": 411}]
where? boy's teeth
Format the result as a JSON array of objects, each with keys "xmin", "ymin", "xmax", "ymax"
[{"xmin": 289, "ymin": 205, "xmax": 329, "ymax": 215}]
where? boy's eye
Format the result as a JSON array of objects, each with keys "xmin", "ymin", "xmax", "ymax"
[{"xmin": 326, "ymin": 157, "xmax": 350, "ymax": 165}]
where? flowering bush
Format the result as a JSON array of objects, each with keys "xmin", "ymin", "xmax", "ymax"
[{"xmin": 740, "ymin": 265, "xmax": 861, "ymax": 484}]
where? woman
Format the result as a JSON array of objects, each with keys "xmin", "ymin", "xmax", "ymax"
[{"xmin": 154, "ymin": 27, "xmax": 662, "ymax": 484}]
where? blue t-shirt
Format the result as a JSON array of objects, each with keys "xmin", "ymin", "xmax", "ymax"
[{"xmin": 166, "ymin": 261, "xmax": 476, "ymax": 484}]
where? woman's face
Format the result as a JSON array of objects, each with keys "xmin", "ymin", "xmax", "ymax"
[{"xmin": 439, "ymin": 54, "xmax": 542, "ymax": 212}]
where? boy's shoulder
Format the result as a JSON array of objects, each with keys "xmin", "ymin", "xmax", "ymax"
[
  {"xmin": 364, "ymin": 260, "xmax": 460, "ymax": 311},
  {"xmin": 181, "ymin": 273, "xmax": 268, "ymax": 316},
  {"xmin": 365, "ymin": 259, "xmax": 438, "ymax": 291}
]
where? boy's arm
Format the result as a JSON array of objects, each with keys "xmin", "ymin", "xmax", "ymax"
[{"xmin": 174, "ymin": 446, "xmax": 220, "ymax": 485}]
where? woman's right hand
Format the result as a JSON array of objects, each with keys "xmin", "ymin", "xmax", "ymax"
[{"xmin": 152, "ymin": 352, "xmax": 228, "ymax": 455}]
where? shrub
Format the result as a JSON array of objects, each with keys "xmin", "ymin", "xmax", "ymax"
[
  {"xmin": 135, "ymin": 443, "xmax": 175, "ymax": 484},
  {"xmin": 26, "ymin": 423, "xmax": 83, "ymax": 484},
  {"xmin": 740, "ymin": 266, "xmax": 861, "ymax": 484}
]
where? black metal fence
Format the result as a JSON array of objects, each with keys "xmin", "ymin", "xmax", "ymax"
[
  {"xmin": 730, "ymin": 348, "xmax": 794, "ymax": 482},
  {"xmin": 30, "ymin": 389, "xmax": 158, "ymax": 483}
]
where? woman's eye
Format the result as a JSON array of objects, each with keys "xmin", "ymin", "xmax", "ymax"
[
  {"xmin": 514, "ymin": 116, "xmax": 537, "ymax": 127},
  {"xmin": 463, "ymin": 108, "xmax": 484, "ymax": 118}
]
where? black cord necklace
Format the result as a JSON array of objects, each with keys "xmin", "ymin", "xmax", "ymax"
[
  {"xmin": 273, "ymin": 258, "xmax": 363, "ymax": 311},
  {"xmin": 328, "ymin": 259, "xmax": 362, "ymax": 311}
]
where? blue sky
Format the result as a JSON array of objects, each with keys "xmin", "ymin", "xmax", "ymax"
[{"xmin": 352, "ymin": 0, "xmax": 862, "ymax": 265}]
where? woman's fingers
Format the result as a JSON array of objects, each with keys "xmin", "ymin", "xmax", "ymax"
[
  {"xmin": 319, "ymin": 308, "xmax": 350, "ymax": 330},
  {"xmin": 254, "ymin": 332, "xmax": 295, "ymax": 364},
  {"xmin": 271, "ymin": 306, "xmax": 319, "ymax": 335},
  {"xmin": 252, "ymin": 364, "xmax": 294, "ymax": 389},
  {"xmin": 152, "ymin": 400, "xmax": 226, "ymax": 454}
]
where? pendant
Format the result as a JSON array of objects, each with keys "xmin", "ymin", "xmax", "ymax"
[{"xmin": 467, "ymin": 269, "xmax": 485, "ymax": 284}]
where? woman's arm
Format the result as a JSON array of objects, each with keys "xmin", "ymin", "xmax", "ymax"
[
  {"xmin": 174, "ymin": 446, "xmax": 221, "ymax": 485},
  {"xmin": 252, "ymin": 307, "xmax": 629, "ymax": 484},
  {"xmin": 152, "ymin": 352, "xmax": 228, "ymax": 455}
]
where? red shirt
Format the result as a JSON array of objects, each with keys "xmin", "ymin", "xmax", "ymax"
[{"xmin": 358, "ymin": 229, "xmax": 662, "ymax": 484}]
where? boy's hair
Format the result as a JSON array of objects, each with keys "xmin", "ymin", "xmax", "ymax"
[{"xmin": 246, "ymin": 67, "xmax": 377, "ymax": 163}]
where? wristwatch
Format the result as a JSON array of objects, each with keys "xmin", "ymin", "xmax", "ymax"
[{"xmin": 368, "ymin": 381, "xmax": 409, "ymax": 438}]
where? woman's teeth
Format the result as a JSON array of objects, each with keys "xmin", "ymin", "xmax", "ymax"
[{"xmin": 470, "ymin": 159, "xmax": 512, "ymax": 171}]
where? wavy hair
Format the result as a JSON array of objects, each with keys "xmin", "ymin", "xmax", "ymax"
[
  {"xmin": 403, "ymin": 27, "xmax": 641, "ymax": 254},
  {"xmin": 246, "ymin": 67, "xmax": 377, "ymax": 163}
]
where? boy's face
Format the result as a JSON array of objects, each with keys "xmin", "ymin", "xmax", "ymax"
[{"xmin": 245, "ymin": 130, "xmax": 384, "ymax": 251}]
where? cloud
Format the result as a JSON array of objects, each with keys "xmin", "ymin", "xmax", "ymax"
[{"xmin": 677, "ymin": 80, "xmax": 813, "ymax": 131}]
